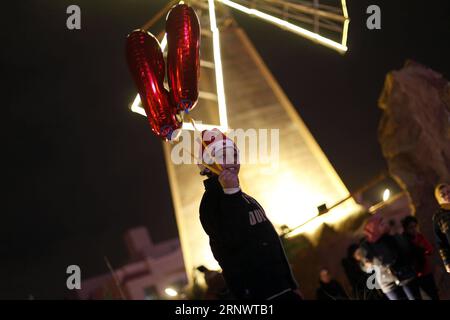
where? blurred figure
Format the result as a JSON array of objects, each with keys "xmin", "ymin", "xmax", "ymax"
[
  {"xmin": 433, "ymin": 183, "xmax": 450, "ymax": 274},
  {"xmin": 356, "ymin": 247, "xmax": 398, "ymax": 300},
  {"xmin": 388, "ymin": 219, "xmax": 401, "ymax": 235},
  {"xmin": 402, "ymin": 216, "xmax": 439, "ymax": 299},
  {"xmin": 342, "ymin": 243, "xmax": 384, "ymax": 300},
  {"xmin": 342, "ymin": 244, "xmax": 369, "ymax": 298},
  {"xmin": 316, "ymin": 268, "xmax": 348, "ymax": 300},
  {"xmin": 196, "ymin": 266, "xmax": 233, "ymax": 300},
  {"xmin": 360, "ymin": 215, "xmax": 421, "ymax": 300}
]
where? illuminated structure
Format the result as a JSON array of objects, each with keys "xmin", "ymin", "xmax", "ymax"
[{"xmin": 130, "ymin": 0, "xmax": 359, "ymax": 280}]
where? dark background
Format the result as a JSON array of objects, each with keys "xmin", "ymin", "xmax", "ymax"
[{"xmin": 2, "ymin": 0, "xmax": 450, "ymax": 298}]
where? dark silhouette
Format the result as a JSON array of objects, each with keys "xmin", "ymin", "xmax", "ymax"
[
  {"xmin": 402, "ymin": 215, "xmax": 439, "ymax": 300},
  {"xmin": 316, "ymin": 268, "xmax": 348, "ymax": 300}
]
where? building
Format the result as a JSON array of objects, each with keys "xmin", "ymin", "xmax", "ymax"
[{"xmin": 75, "ymin": 227, "xmax": 187, "ymax": 300}]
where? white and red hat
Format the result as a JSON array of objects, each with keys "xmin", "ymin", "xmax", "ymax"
[{"xmin": 197, "ymin": 128, "xmax": 239, "ymax": 174}]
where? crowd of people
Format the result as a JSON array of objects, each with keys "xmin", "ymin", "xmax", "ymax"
[
  {"xmin": 199, "ymin": 179, "xmax": 450, "ymax": 300},
  {"xmin": 321, "ymin": 183, "xmax": 450, "ymax": 300},
  {"xmin": 333, "ymin": 215, "xmax": 435, "ymax": 300}
]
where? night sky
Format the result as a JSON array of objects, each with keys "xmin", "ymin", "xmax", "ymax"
[{"xmin": 3, "ymin": 0, "xmax": 450, "ymax": 298}]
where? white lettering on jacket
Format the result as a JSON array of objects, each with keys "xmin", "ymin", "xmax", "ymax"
[{"xmin": 243, "ymin": 194, "xmax": 269, "ymax": 226}]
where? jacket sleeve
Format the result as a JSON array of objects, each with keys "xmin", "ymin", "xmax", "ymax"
[
  {"xmin": 418, "ymin": 233, "xmax": 433, "ymax": 256},
  {"xmin": 217, "ymin": 190, "xmax": 250, "ymax": 248},
  {"xmin": 434, "ymin": 216, "xmax": 450, "ymax": 266}
]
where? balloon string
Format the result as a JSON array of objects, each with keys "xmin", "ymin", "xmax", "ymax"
[
  {"xmin": 141, "ymin": 0, "xmax": 179, "ymax": 31},
  {"xmin": 184, "ymin": 113, "xmax": 223, "ymax": 172},
  {"xmin": 186, "ymin": 150, "xmax": 221, "ymax": 176}
]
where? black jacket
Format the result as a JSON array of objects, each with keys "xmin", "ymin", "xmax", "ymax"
[
  {"xmin": 199, "ymin": 176, "xmax": 298, "ymax": 299},
  {"xmin": 316, "ymin": 280, "xmax": 348, "ymax": 300},
  {"xmin": 360, "ymin": 234, "xmax": 417, "ymax": 284},
  {"xmin": 341, "ymin": 257, "xmax": 370, "ymax": 297},
  {"xmin": 433, "ymin": 208, "xmax": 450, "ymax": 266}
]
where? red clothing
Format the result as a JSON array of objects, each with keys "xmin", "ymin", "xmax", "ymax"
[
  {"xmin": 411, "ymin": 232, "xmax": 433, "ymax": 277},
  {"xmin": 364, "ymin": 215, "xmax": 387, "ymax": 243}
]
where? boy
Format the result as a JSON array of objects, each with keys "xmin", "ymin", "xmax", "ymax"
[{"xmin": 198, "ymin": 129, "xmax": 302, "ymax": 300}]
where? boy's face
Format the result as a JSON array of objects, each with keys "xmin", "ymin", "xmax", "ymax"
[{"xmin": 217, "ymin": 148, "xmax": 240, "ymax": 174}]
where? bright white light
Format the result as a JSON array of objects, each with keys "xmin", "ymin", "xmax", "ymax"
[
  {"xmin": 341, "ymin": 0, "xmax": 349, "ymax": 19},
  {"xmin": 130, "ymin": 95, "xmax": 146, "ymax": 116},
  {"xmin": 164, "ymin": 287, "xmax": 178, "ymax": 297},
  {"xmin": 340, "ymin": 0, "xmax": 350, "ymax": 47},
  {"xmin": 285, "ymin": 199, "xmax": 355, "ymax": 239},
  {"xmin": 382, "ymin": 189, "xmax": 390, "ymax": 202},
  {"xmin": 160, "ymin": 33, "xmax": 167, "ymax": 51},
  {"xmin": 208, "ymin": 0, "xmax": 228, "ymax": 129},
  {"xmin": 217, "ymin": 0, "xmax": 348, "ymax": 53},
  {"xmin": 262, "ymin": 173, "xmax": 318, "ymax": 228}
]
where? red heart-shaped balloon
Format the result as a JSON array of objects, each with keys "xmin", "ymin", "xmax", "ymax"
[
  {"xmin": 126, "ymin": 29, "xmax": 182, "ymax": 140},
  {"xmin": 166, "ymin": 4, "xmax": 201, "ymax": 113}
]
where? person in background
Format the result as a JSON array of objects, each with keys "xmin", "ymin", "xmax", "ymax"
[
  {"xmin": 360, "ymin": 215, "xmax": 421, "ymax": 300},
  {"xmin": 356, "ymin": 246, "xmax": 399, "ymax": 300},
  {"xmin": 433, "ymin": 183, "xmax": 450, "ymax": 274},
  {"xmin": 402, "ymin": 215, "xmax": 439, "ymax": 299},
  {"xmin": 316, "ymin": 268, "xmax": 349, "ymax": 300},
  {"xmin": 342, "ymin": 244, "xmax": 371, "ymax": 299},
  {"xmin": 388, "ymin": 219, "xmax": 401, "ymax": 235},
  {"xmin": 342, "ymin": 243, "xmax": 386, "ymax": 300}
]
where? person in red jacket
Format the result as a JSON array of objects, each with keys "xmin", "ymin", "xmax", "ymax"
[{"xmin": 401, "ymin": 216, "xmax": 439, "ymax": 300}]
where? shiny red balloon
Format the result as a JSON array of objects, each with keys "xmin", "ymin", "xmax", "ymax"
[
  {"xmin": 126, "ymin": 30, "xmax": 181, "ymax": 141},
  {"xmin": 166, "ymin": 4, "xmax": 201, "ymax": 112}
]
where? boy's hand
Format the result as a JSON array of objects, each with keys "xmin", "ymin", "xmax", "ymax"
[
  {"xmin": 445, "ymin": 264, "xmax": 450, "ymax": 273},
  {"xmin": 219, "ymin": 169, "xmax": 240, "ymax": 189}
]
